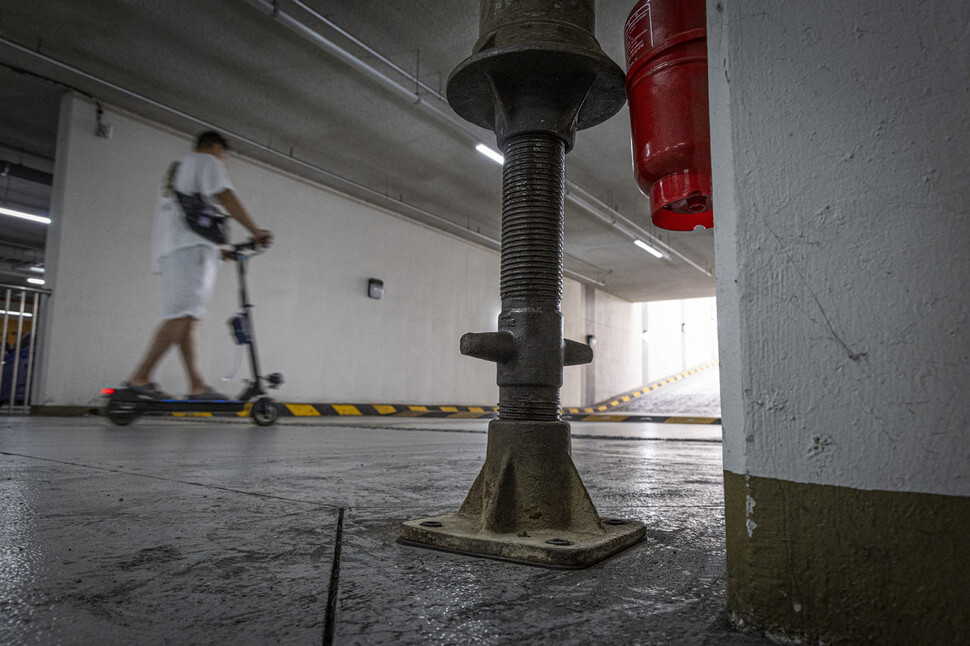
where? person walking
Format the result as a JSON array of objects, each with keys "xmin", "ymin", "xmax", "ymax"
[{"xmin": 125, "ymin": 131, "xmax": 272, "ymax": 400}]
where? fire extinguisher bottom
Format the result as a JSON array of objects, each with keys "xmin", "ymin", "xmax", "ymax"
[{"xmin": 650, "ymin": 170, "xmax": 713, "ymax": 231}]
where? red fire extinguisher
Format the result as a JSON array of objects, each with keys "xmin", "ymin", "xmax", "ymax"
[{"xmin": 625, "ymin": 0, "xmax": 712, "ymax": 231}]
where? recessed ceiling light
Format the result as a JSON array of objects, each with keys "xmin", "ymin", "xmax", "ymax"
[
  {"xmin": 0, "ymin": 206, "xmax": 51, "ymax": 225},
  {"xmin": 634, "ymin": 239, "xmax": 664, "ymax": 258},
  {"xmin": 475, "ymin": 143, "xmax": 504, "ymax": 165}
]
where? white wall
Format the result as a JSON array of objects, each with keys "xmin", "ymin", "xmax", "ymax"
[
  {"xmin": 586, "ymin": 288, "xmax": 642, "ymax": 404},
  {"xmin": 709, "ymin": 0, "xmax": 970, "ymax": 496},
  {"xmin": 642, "ymin": 296, "xmax": 718, "ymax": 382},
  {"xmin": 40, "ymin": 95, "xmax": 636, "ymax": 407},
  {"xmin": 561, "ymin": 278, "xmax": 585, "ymax": 407}
]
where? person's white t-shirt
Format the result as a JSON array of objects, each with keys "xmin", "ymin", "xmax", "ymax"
[{"xmin": 152, "ymin": 152, "xmax": 235, "ymax": 273}]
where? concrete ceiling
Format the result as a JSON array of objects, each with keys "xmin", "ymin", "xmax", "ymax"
[{"xmin": 0, "ymin": 0, "xmax": 715, "ymax": 302}]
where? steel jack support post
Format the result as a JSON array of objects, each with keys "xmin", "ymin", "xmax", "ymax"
[{"xmin": 400, "ymin": 0, "xmax": 645, "ymax": 568}]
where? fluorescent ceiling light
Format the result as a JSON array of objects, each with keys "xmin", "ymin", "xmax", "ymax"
[
  {"xmin": 29, "ymin": 265, "xmax": 45, "ymax": 273},
  {"xmin": 27, "ymin": 277, "xmax": 46, "ymax": 285},
  {"xmin": 0, "ymin": 206, "xmax": 51, "ymax": 225},
  {"xmin": 634, "ymin": 239, "xmax": 664, "ymax": 258},
  {"xmin": 475, "ymin": 143, "xmax": 504, "ymax": 165},
  {"xmin": 0, "ymin": 309, "xmax": 33, "ymax": 318}
]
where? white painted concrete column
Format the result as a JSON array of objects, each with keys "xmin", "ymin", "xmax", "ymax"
[{"xmin": 709, "ymin": 0, "xmax": 970, "ymax": 641}]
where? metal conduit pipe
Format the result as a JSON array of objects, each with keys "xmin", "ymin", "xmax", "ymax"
[
  {"xmin": 0, "ymin": 37, "xmax": 607, "ymax": 288},
  {"xmin": 0, "ymin": 142, "xmax": 54, "ymax": 163},
  {"xmin": 239, "ymin": 0, "xmax": 709, "ymax": 278},
  {"xmin": 284, "ymin": 0, "xmax": 693, "ymax": 268},
  {"xmin": 0, "ymin": 160, "xmax": 54, "ymax": 186},
  {"xmin": 241, "ymin": 0, "xmax": 477, "ymax": 143},
  {"xmin": 287, "ymin": 0, "xmax": 446, "ymax": 101},
  {"xmin": 265, "ymin": 0, "xmax": 688, "ymax": 266},
  {"xmin": 565, "ymin": 183, "xmax": 713, "ymax": 276}
]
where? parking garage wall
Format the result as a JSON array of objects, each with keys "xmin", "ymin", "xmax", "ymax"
[
  {"xmin": 585, "ymin": 287, "xmax": 642, "ymax": 405},
  {"xmin": 38, "ymin": 95, "xmax": 636, "ymax": 407}
]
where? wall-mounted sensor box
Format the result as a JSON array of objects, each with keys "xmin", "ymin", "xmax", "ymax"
[{"xmin": 368, "ymin": 278, "xmax": 384, "ymax": 299}]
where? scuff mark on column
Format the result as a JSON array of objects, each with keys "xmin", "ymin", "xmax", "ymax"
[{"xmin": 746, "ymin": 493, "xmax": 757, "ymax": 537}]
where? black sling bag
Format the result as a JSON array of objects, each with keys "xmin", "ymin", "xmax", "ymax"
[{"xmin": 165, "ymin": 161, "xmax": 230, "ymax": 245}]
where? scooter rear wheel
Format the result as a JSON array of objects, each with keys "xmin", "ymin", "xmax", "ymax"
[
  {"xmin": 105, "ymin": 398, "xmax": 141, "ymax": 426},
  {"xmin": 251, "ymin": 397, "xmax": 279, "ymax": 427}
]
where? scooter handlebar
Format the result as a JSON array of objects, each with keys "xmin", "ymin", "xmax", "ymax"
[
  {"xmin": 232, "ymin": 239, "xmax": 260, "ymax": 252},
  {"xmin": 225, "ymin": 239, "xmax": 267, "ymax": 261}
]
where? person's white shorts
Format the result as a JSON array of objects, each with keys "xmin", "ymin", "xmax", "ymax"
[{"xmin": 160, "ymin": 245, "xmax": 219, "ymax": 320}]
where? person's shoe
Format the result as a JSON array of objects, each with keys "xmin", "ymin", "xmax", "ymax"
[
  {"xmin": 123, "ymin": 382, "xmax": 172, "ymax": 401},
  {"xmin": 187, "ymin": 388, "xmax": 232, "ymax": 401}
]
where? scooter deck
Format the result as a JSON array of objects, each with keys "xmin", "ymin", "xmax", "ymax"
[
  {"xmin": 103, "ymin": 388, "xmax": 280, "ymax": 426},
  {"xmin": 105, "ymin": 389, "xmax": 250, "ymax": 414},
  {"xmin": 132, "ymin": 399, "xmax": 249, "ymax": 413}
]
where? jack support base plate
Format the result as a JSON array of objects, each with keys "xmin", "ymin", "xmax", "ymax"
[{"xmin": 400, "ymin": 514, "xmax": 645, "ymax": 569}]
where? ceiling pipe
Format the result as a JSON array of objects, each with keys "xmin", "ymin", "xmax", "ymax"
[
  {"xmin": 1, "ymin": 160, "xmax": 54, "ymax": 186},
  {"xmin": 565, "ymin": 183, "xmax": 714, "ymax": 276},
  {"xmin": 288, "ymin": 0, "xmax": 446, "ymax": 101},
  {"xmin": 0, "ymin": 241, "xmax": 45, "ymax": 264},
  {"xmin": 241, "ymin": 0, "xmax": 479, "ymax": 144},
  {"xmin": 0, "ymin": 39, "xmax": 607, "ymax": 289},
  {"xmin": 241, "ymin": 0, "xmax": 710, "ymax": 278},
  {"xmin": 0, "ymin": 142, "xmax": 54, "ymax": 163}
]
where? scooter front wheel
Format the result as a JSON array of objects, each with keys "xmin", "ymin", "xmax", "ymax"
[{"xmin": 251, "ymin": 397, "xmax": 280, "ymax": 427}]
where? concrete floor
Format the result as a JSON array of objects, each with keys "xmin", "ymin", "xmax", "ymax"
[{"xmin": 0, "ymin": 415, "xmax": 770, "ymax": 645}]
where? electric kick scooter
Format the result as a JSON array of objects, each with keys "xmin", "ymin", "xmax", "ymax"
[{"xmin": 103, "ymin": 240, "xmax": 284, "ymax": 426}]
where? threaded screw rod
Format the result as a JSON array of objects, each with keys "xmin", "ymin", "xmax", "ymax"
[
  {"xmin": 501, "ymin": 135, "xmax": 565, "ymax": 307},
  {"xmin": 497, "ymin": 133, "xmax": 566, "ymax": 421}
]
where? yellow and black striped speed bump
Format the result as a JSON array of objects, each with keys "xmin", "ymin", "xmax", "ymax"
[
  {"xmin": 280, "ymin": 403, "xmax": 499, "ymax": 418},
  {"xmin": 167, "ymin": 403, "xmax": 501, "ymax": 420},
  {"xmin": 171, "ymin": 405, "xmax": 718, "ymax": 425},
  {"xmin": 166, "ymin": 362, "xmax": 722, "ymax": 424}
]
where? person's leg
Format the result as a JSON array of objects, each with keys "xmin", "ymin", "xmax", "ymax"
[
  {"xmin": 147, "ymin": 244, "xmax": 221, "ymax": 396},
  {"xmin": 136, "ymin": 248, "xmax": 194, "ymax": 389},
  {"xmin": 177, "ymin": 317, "xmax": 210, "ymax": 396},
  {"xmin": 178, "ymin": 246, "xmax": 220, "ymax": 396},
  {"xmin": 130, "ymin": 317, "xmax": 192, "ymax": 386}
]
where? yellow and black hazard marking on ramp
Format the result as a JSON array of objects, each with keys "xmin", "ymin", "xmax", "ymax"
[
  {"xmin": 560, "ymin": 361, "xmax": 721, "ymax": 424},
  {"xmin": 564, "ymin": 413, "xmax": 721, "ymax": 425}
]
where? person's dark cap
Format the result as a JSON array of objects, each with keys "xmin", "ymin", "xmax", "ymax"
[{"xmin": 195, "ymin": 130, "xmax": 231, "ymax": 151}]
